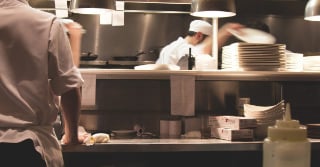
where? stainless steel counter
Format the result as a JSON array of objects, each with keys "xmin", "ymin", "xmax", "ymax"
[
  {"xmin": 62, "ymin": 138, "xmax": 320, "ymax": 153},
  {"xmin": 79, "ymin": 69, "xmax": 320, "ymax": 81}
]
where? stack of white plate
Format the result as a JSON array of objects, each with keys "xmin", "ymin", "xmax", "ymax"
[
  {"xmin": 303, "ymin": 56, "xmax": 320, "ymax": 71},
  {"xmin": 284, "ymin": 52, "xmax": 303, "ymax": 71},
  {"xmin": 243, "ymin": 100, "xmax": 285, "ymax": 139},
  {"xmin": 221, "ymin": 43, "xmax": 286, "ymax": 71}
]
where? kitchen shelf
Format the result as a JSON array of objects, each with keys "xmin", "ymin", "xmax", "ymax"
[
  {"xmin": 62, "ymin": 138, "xmax": 320, "ymax": 153},
  {"xmin": 79, "ymin": 69, "xmax": 320, "ymax": 82}
]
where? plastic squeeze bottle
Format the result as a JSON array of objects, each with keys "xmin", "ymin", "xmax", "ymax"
[{"xmin": 263, "ymin": 103, "xmax": 310, "ymax": 167}]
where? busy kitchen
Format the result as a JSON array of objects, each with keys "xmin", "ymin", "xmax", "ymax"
[{"xmin": 29, "ymin": 0, "xmax": 320, "ymax": 166}]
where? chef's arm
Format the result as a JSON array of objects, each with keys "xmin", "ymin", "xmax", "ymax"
[
  {"xmin": 198, "ymin": 23, "xmax": 244, "ymax": 55},
  {"xmin": 218, "ymin": 23, "xmax": 244, "ymax": 48},
  {"xmin": 60, "ymin": 87, "xmax": 83, "ymax": 145},
  {"xmin": 64, "ymin": 22, "xmax": 83, "ymax": 67}
]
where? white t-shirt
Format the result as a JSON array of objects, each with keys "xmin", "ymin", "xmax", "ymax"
[{"xmin": 0, "ymin": 0, "xmax": 84, "ymax": 166}]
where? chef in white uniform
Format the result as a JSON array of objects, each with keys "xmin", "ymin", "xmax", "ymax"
[
  {"xmin": 156, "ymin": 20, "xmax": 243, "ymax": 69},
  {"xmin": 0, "ymin": 0, "xmax": 84, "ymax": 166}
]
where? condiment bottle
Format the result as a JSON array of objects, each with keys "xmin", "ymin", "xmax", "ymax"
[{"xmin": 263, "ymin": 103, "xmax": 310, "ymax": 167}]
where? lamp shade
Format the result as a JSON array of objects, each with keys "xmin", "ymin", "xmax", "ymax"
[
  {"xmin": 191, "ymin": 0, "xmax": 236, "ymax": 18},
  {"xmin": 69, "ymin": 0, "xmax": 116, "ymax": 14},
  {"xmin": 305, "ymin": 0, "xmax": 320, "ymax": 21}
]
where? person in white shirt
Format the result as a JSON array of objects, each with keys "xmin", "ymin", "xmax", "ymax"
[
  {"xmin": 155, "ymin": 19, "xmax": 243, "ymax": 69},
  {"xmin": 0, "ymin": 0, "xmax": 85, "ymax": 166}
]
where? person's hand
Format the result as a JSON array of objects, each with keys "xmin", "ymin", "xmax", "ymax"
[
  {"xmin": 61, "ymin": 125, "xmax": 94, "ymax": 145},
  {"xmin": 61, "ymin": 132, "xmax": 89, "ymax": 145},
  {"xmin": 218, "ymin": 22, "xmax": 245, "ymax": 48},
  {"xmin": 219, "ymin": 22, "xmax": 244, "ymax": 37}
]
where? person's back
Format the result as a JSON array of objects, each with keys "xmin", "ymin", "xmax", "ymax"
[
  {"xmin": 156, "ymin": 37, "xmax": 192, "ymax": 65},
  {"xmin": 0, "ymin": 0, "xmax": 84, "ymax": 166},
  {"xmin": 155, "ymin": 20, "xmax": 212, "ymax": 68}
]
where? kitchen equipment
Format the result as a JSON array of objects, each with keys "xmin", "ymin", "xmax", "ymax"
[
  {"xmin": 81, "ymin": 52, "xmax": 98, "ymax": 61},
  {"xmin": 111, "ymin": 51, "xmax": 146, "ymax": 61}
]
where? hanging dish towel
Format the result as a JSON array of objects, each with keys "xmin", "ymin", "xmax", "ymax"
[{"xmin": 170, "ymin": 75, "xmax": 195, "ymax": 116}]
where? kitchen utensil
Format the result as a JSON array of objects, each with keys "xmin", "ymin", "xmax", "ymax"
[
  {"xmin": 81, "ymin": 52, "xmax": 98, "ymax": 61},
  {"xmin": 112, "ymin": 51, "xmax": 146, "ymax": 61}
]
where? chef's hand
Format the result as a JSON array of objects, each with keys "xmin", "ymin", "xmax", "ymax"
[
  {"xmin": 61, "ymin": 132, "xmax": 89, "ymax": 145},
  {"xmin": 218, "ymin": 23, "xmax": 245, "ymax": 47}
]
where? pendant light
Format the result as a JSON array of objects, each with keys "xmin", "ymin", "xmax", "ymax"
[
  {"xmin": 190, "ymin": 0, "xmax": 236, "ymax": 70},
  {"xmin": 69, "ymin": 0, "xmax": 116, "ymax": 15},
  {"xmin": 305, "ymin": 0, "xmax": 320, "ymax": 21}
]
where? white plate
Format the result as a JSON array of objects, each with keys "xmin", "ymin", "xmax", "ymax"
[
  {"xmin": 228, "ymin": 28, "xmax": 276, "ymax": 44},
  {"xmin": 134, "ymin": 64, "xmax": 180, "ymax": 70}
]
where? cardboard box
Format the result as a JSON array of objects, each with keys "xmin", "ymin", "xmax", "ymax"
[
  {"xmin": 208, "ymin": 115, "xmax": 257, "ymax": 130},
  {"xmin": 211, "ymin": 127, "xmax": 254, "ymax": 141}
]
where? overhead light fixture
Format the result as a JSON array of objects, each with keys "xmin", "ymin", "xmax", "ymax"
[
  {"xmin": 190, "ymin": 0, "xmax": 236, "ymax": 70},
  {"xmin": 191, "ymin": 0, "xmax": 236, "ymax": 18},
  {"xmin": 69, "ymin": 0, "xmax": 116, "ymax": 15},
  {"xmin": 305, "ymin": 0, "xmax": 320, "ymax": 21}
]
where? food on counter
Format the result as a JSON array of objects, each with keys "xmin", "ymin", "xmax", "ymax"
[
  {"xmin": 92, "ymin": 133, "xmax": 110, "ymax": 143},
  {"xmin": 83, "ymin": 133, "xmax": 110, "ymax": 145}
]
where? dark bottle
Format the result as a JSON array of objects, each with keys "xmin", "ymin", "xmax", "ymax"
[{"xmin": 188, "ymin": 48, "xmax": 195, "ymax": 70}]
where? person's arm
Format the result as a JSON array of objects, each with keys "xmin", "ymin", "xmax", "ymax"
[
  {"xmin": 64, "ymin": 22, "xmax": 83, "ymax": 67},
  {"xmin": 199, "ymin": 23, "xmax": 244, "ymax": 55},
  {"xmin": 60, "ymin": 87, "xmax": 84, "ymax": 145},
  {"xmin": 217, "ymin": 23, "xmax": 244, "ymax": 48}
]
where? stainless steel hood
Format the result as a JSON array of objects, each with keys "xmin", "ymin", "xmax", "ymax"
[
  {"xmin": 235, "ymin": 0, "xmax": 308, "ymax": 17},
  {"xmin": 28, "ymin": 0, "xmax": 308, "ymax": 16},
  {"xmin": 124, "ymin": 0, "xmax": 308, "ymax": 16}
]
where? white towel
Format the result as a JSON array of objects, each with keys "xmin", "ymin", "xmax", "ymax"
[
  {"xmin": 81, "ymin": 74, "xmax": 96, "ymax": 107},
  {"xmin": 170, "ymin": 75, "xmax": 195, "ymax": 116}
]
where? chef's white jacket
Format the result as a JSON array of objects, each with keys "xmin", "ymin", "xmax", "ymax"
[
  {"xmin": 156, "ymin": 37, "xmax": 205, "ymax": 69},
  {"xmin": 156, "ymin": 37, "xmax": 192, "ymax": 65},
  {"xmin": 0, "ymin": 0, "xmax": 84, "ymax": 166}
]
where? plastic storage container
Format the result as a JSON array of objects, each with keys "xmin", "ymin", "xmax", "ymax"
[{"xmin": 263, "ymin": 103, "xmax": 310, "ymax": 167}]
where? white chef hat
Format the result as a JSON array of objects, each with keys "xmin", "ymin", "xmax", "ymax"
[{"xmin": 188, "ymin": 20, "xmax": 212, "ymax": 36}]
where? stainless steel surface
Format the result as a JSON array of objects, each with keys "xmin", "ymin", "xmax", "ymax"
[
  {"xmin": 69, "ymin": 0, "xmax": 116, "ymax": 14},
  {"xmin": 62, "ymin": 138, "xmax": 320, "ymax": 152},
  {"xmin": 108, "ymin": 60, "xmax": 154, "ymax": 65},
  {"xmin": 70, "ymin": 0, "xmax": 320, "ymax": 65},
  {"xmin": 71, "ymin": 13, "xmax": 191, "ymax": 61},
  {"xmin": 125, "ymin": 1, "xmax": 191, "ymax": 14},
  {"xmin": 80, "ymin": 69, "xmax": 320, "ymax": 81}
]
